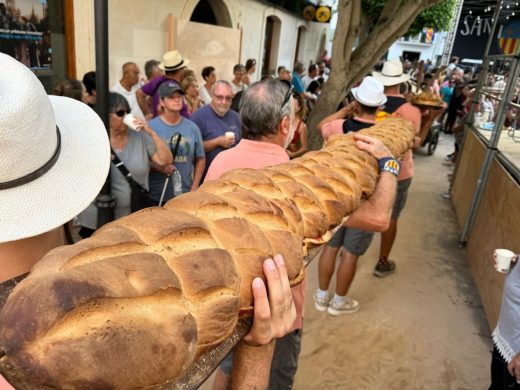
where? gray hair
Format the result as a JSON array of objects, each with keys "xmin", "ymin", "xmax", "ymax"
[
  {"xmin": 211, "ymin": 80, "xmax": 232, "ymax": 94},
  {"xmin": 239, "ymin": 79, "xmax": 292, "ymax": 140}
]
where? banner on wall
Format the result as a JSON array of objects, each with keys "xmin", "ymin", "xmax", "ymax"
[{"xmin": 0, "ymin": 0, "xmax": 51, "ymax": 69}]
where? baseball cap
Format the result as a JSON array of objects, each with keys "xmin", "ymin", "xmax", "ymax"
[{"xmin": 159, "ymin": 81, "xmax": 185, "ymax": 98}]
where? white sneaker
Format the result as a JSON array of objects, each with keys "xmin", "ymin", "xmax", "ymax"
[
  {"xmin": 313, "ymin": 290, "xmax": 329, "ymax": 312},
  {"xmin": 327, "ymin": 297, "xmax": 360, "ymax": 316}
]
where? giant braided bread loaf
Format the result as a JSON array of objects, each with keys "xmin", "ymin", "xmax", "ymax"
[{"xmin": 0, "ymin": 118, "xmax": 414, "ymax": 389}]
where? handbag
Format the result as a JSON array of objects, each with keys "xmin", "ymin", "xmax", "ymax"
[{"xmin": 111, "ymin": 149, "xmax": 157, "ymax": 212}]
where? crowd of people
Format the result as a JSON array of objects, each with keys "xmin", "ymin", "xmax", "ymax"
[{"xmin": 1, "ymin": 44, "xmax": 518, "ymax": 389}]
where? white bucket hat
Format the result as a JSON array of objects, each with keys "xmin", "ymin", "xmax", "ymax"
[
  {"xmin": 0, "ymin": 54, "xmax": 110, "ymax": 243},
  {"xmin": 372, "ymin": 60, "xmax": 410, "ymax": 86},
  {"xmin": 159, "ymin": 50, "xmax": 190, "ymax": 72},
  {"xmin": 351, "ymin": 76, "xmax": 387, "ymax": 107}
]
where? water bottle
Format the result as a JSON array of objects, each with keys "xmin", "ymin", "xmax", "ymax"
[{"xmin": 172, "ymin": 170, "xmax": 183, "ymax": 197}]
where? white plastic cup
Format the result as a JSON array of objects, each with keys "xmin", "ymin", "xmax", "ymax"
[
  {"xmin": 225, "ymin": 131, "xmax": 235, "ymax": 139},
  {"xmin": 123, "ymin": 113, "xmax": 140, "ymax": 131},
  {"xmin": 495, "ymin": 248, "xmax": 516, "ymax": 273}
]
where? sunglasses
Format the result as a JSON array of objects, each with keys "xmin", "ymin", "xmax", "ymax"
[
  {"xmin": 114, "ymin": 110, "xmax": 129, "ymax": 118},
  {"xmin": 281, "ymin": 86, "xmax": 294, "ymax": 110}
]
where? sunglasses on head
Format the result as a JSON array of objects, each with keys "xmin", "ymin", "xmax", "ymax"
[
  {"xmin": 114, "ymin": 110, "xmax": 129, "ymax": 118},
  {"xmin": 281, "ymin": 86, "xmax": 294, "ymax": 110}
]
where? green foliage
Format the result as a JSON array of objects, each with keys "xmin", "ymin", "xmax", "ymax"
[
  {"xmin": 361, "ymin": 0, "xmax": 456, "ymax": 34},
  {"xmin": 408, "ymin": 0, "xmax": 456, "ymax": 34}
]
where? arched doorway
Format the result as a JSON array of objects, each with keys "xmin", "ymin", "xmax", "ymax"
[
  {"xmin": 190, "ymin": 0, "xmax": 232, "ymax": 28},
  {"xmin": 318, "ymin": 32, "xmax": 327, "ymax": 62},
  {"xmin": 261, "ymin": 15, "xmax": 281, "ymax": 77},
  {"xmin": 294, "ymin": 25, "xmax": 307, "ymax": 66}
]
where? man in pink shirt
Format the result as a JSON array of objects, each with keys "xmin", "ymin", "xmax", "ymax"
[
  {"xmin": 315, "ymin": 76, "xmax": 387, "ymax": 315},
  {"xmin": 209, "ymin": 79, "xmax": 402, "ymax": 389},
  {"xmin": 372, "ymin": 59, "xmax": 422, "ymax": 277}
]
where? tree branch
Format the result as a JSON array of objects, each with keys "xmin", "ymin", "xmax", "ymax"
[
  {"xmin": 351, "ymin": 0, "xmax": 442, "ymax": 75},
  {"xmin": 378, "ymin": 0, "xmax": 401, "ymax": 26},
  {"xmin": 330, "ymin": 0, "xmax": 353, "ymax": 73},
  {"xmin": 341, "ymin": 0, "xmax": 361, "ymax": 71}
]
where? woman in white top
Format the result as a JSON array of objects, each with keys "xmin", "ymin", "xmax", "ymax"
[
  {"xmin": 199, "ymin": 66, "xmax": 216, "ymax": 105},
  {"xmin": 241, "ymin": 59, "xmax": 256, "ymax": 87}
]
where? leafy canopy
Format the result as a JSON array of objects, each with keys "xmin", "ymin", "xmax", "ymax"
[{"xmin": 362, "ymin": 0, "xmax": 456, "ymax": 35}]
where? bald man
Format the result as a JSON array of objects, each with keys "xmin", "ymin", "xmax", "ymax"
[{"xmin": 112, "ymin": 61, "xmax": 145, "ymax": 119}]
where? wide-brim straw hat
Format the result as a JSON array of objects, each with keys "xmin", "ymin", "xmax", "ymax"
[
  {"xmin": 159, "ymin": 50, "xmax": 190, "ymax": 72},
  {"xmin": 351, "ymin": 76, "xmax": 387, "ymax": 107},
  {"xmin": 373, "ymin": 60, "xmax": 410, "ymax": 86},
  {"xmin": 0, "ymin": 53, "xmax": 110, "ymax": 243}
]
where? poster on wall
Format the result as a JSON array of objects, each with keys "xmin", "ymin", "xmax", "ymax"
[{"xmin": 0, "ymin": 0, "xmax": 51, "ymax": 70}]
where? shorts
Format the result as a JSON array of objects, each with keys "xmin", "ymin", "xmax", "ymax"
[
  {"xmin": 392, "ymin": 178, "xmax": 412, "ymax": 220},
  {"xmin": 328, "ymin": 226, "xmax": 374, "ymax": 256},
  {"xmin": 220, "ymin": 329, "xmax": 302, "ymax": 389}
]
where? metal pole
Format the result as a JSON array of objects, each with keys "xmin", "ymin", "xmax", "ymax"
[
  {"xmin": 441, "ymin": 0, "xmax": 464, "ymax": 66},
  {"xmin": 459, "ymin": 52, "xmax": 520, "ymax": 242},
  {"xmin": 482, "ymin": 0, "xmax": 502, "ymax": 61},
  {"xmin": 458, "ymin": 0, "xmax": 508, "ymax": 242},
  {"xmin": 94, "ymin": 0, "xmax": 115, "ymax": 227}
]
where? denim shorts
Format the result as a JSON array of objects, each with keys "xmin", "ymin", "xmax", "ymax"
[
  {"xmin": 328, "ymin": 226, "xmax": 375, "ymax": 256},
  {"xmin": 392, "ymin": 178, "xmax": 412, "ymax": 220}
]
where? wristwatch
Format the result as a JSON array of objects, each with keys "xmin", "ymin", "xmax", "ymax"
[{"xmin": 378, "ymin": 157, "xmax": 400, "ymax": 177}]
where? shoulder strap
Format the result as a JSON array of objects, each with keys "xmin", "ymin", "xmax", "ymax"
[{"xmin": 111, "ymin": 148, "xmax": 143, "ymax": 189}]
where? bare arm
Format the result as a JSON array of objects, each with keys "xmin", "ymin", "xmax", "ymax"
[
  {"xmin": 345, "ymin": 171, "xmax": 396, "ymax": 232},
  {"xmin": 136, "ymin": 89, "xmax": 151, "ymax": 119},
  {"xmin": 231, "ymin": 341, "xmax": 275, "ymax": 390},
  {"xmin": 232, "ymin": 255, "xmax": 295, "ymax": 389},
  {"xmin": 317, "ymin": 104, "xmax": 354, "ymax": 135},
  {"xmin": 287, "ymin": 123, "xmax": 308, "ymax": 158},
  {"xmin": 344, "ymin": 133, "xmax": 397, "ymax": 232},
  {"xmin": 134, "ymin": 119, "xmax": 173, "ymax": 165},
  {"xmin": 190, "ymin": 157, "xmax": 206, "ymax": 191},
  {"xmin": 203, "ymin": 135, "xmax": 233, "ymax": 153}
]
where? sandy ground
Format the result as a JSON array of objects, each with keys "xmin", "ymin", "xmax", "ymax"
[{"xmin": 201, "ymin": 133, "xmax": 493, "ymax": 390}]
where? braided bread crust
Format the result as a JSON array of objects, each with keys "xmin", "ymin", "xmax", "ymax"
[{"xmin": 0, "ymin": 118, "xmax": 414, "ymax": 389}]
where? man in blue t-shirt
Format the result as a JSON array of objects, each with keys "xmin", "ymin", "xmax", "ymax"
[
  {"xmin": 147, "ymin": 81, "xmax": 205, "ymax": 204},
  {"xmin": 191, "ymin": 80, "xmax": 241, "ymax": 180}
]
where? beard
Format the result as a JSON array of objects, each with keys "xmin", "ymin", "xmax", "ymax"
[{"xmin": 212, "ymin": 104, "xmax": 230, "ymax": 117}]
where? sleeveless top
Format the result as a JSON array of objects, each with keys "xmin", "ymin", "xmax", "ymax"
[{"xmin": 342, "ymin": 117, "xmax": 374, "ymax": 134}]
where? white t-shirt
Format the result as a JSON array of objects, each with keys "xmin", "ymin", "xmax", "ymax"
[
  {"xmin": 302, "ymin": 75, "xmax": 316, "ymax": 91},
  {"xmin": 230, "ymin": 81, "xmax": 243, "ymax": 96},
  {"xmin": 112, "ymin": 82, "xmax": 145, "ymax": 119},
  {"xmin": 199, "ymin": 85, "xmax": 212, "ymax": 105}
]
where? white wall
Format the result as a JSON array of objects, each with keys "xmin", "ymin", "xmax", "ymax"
[
  {"xmin": 387, "ymin": 31, "xmax": 448, "ymax": 64},
  {"xmin": 72, "ymin": 0, "xmax": 328, "ymax": 85}
]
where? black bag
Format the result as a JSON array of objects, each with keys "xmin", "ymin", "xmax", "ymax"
[
  {"xmin": 112, "ymin": 149, "xmax": 157, "ymax": 212},
  {"xmin": 129, "ymin": 180, "xmax": 156, "ymax": 212}
]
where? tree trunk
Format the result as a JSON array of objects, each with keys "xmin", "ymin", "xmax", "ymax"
[{"xmin": 307, "ymin": 0, "xmax": 443, "ymax": 151}]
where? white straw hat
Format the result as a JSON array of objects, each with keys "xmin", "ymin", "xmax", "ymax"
[
  {"xmin": 159, "ymin": 50, "xmax": 190, "ymax": 72},
  {"xmin": 0, "ymin": 54, "xmax": 110, "ymax": 243},
  {"xmin": 372, "ymin": 60, "xmax": 410, "ymax": 86},
  {"xmin": 351, "ymin": 76, "xmax": 387, "ymax": 107}
]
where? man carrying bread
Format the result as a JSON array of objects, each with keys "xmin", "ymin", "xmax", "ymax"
[
  {"xmin": 0, "ymin": 54, "xmax": 295, "ymax": 390},
  {"xmin": 315, "ymin": 76, "xmax": 387, "ymax": 315},
  {"xmin": 372, "ymin": 59, "xmax": 421, "ymax": 277},
  {"xmin": 207, "ymin": 79, "xmax": 401, "ymax": 389}
]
